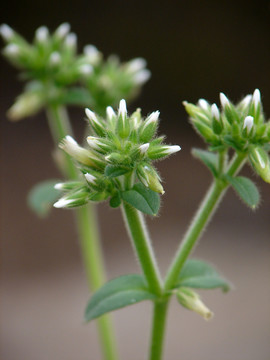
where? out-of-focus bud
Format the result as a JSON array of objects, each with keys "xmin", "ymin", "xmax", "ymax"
[
  {"xmin": 0, "ymin": 24, "xmax": 14, "ymax": 41},
  {"xmin": 7, "ymin": 91, "xmax": 44, "ymax": 121},
  {"xmin": 55, "ymin": 23, "xmax": 70, "ymax": 39},
  {"xmin": 35, "ymin": 26, "xmax": 49, "ymax": 43},
  {"xmin": 248, "ymin": 145, "xmax": 270, "ymax": 183},
  {"xmin": 242, "ymin": 115, "xmax": 254, "ymax": 136},
  {"xmin": 83, "ymin": 44, "xmax": 102, "ymax": 65},
  {"xmin": 176, "ymin": 287, "xmax": 213, "ymax": 320}
]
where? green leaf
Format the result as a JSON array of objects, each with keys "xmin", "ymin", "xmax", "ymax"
[
  {"xmin": 121, "ymin": 183, "xmax": 160, "ymax": 216},
  {"xmin": 85, "ymin": 274, "xmax": 157, "ymax": 322},
  {"xmin": 192, "ymin": 148, "xmax": 218, "ymax": 177},
  {"xmin": 109, "ymin": 192, "xmax": 122, "ymax": 208},
  {"xmin": 27, "ymin": 179, "xmax": 61, "ymax": 217},
  {"xmin": 61, "ymin": 87, "xmax": 92, "ymax": 106},
  {"xmin": 105, "ymin": 165, "xmax": 130, "ymax": 178},
  {"xmin": 225, "ymin": 175, "xmax": 260, "ymax": 209},
  {"xmin": 176, "ymin": 259, "xmax": 231, "ymax": 292}
]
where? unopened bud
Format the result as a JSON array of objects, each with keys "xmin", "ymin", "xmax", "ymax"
[
  {"xmin": 243, "ymin": 116, "xmax": 254, "ymax": 135},
  {"xmin": 106, "ymin": 106, "xmax": 116, "ymax": 121},
  {"xmin": 253, "ymin": 89, "xmax": 261, "ymax": 109},
  {"xmin": 85, "ymin": 108, "xmax": 105, "ymax": 136},
  {"xmin": 60, "ymin": 136, "xmax": 97, "ymax": 167},
  {"xmin": 139, "ymin": 111, "xmax": 159, "ymax": 142},
  {"xmin": 79, "ymin": 64, "xmax": 93, "ymax": 75},
  {"xmin": 4, "ymin": 43, "xmax": 20, "ymax": 57},
  {"xmin": 83, "ymin": 44, "xmax": 101, "ymax": 64},
  {"xmin": 249, "ymin": 145, "xmax": 270, "ymax": 183},
  {"xmin": 55, "ymin": 23, "xmax": 70, "ymax": 39},
  {"xmin": 65, "ymin": 32, "xmax": 77, "ymax": 49},
  {"xmin": 176, "ymin": 288, "xmax": 213, "ymax": 320},
  {"xmin": 126, "ymin": 58, "xmax": 146, "ymax": 73},
  {"xmin": 132, "ymin": 69, "xmax": 151, "ymax": 85},
  {"xmin": 137, "ymin": 163, "xmax": 164, "ymax": 194},
  {"xmin": 36, "ymin": 26, "xmax": 49, "ymax": 42},
  {"xmin": 219, "ymin": 92, "xmax": 230, "ymax": 108},
  {"xmin": 139, "ymin": 143, "xmax": 150, "ymax": 154},
  {"xmin": 49, "ymin": 51, "xmax": 61, "ymax": 66},
  {"xmin": 0, "ymin": 24, "xmax": 14, "ymax": 41},
  {"xmin": 198, "ymin": 99, "xmax": 209, "ymax": 111},
  {"xmin": 85, "ymin": 173, "xmax": 97, "ymax": 184},
  {"xmin": 7, "ymin": 92, "xmax": 44, "ymax": 121},
  {"xmin": 147, "ymin": 144, "xmax": 181, "ymax": 160}
]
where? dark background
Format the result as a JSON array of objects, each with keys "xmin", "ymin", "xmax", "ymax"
[{"xmin": 1, "ymin": 1, "xmax": 270, "ymax": 360}]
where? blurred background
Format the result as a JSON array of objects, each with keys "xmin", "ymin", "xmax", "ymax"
[{"xmin": 1, "ymin": 1, "xmax": 270, "ymax": 359}]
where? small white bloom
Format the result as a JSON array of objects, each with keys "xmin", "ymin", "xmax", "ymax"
[
  {"xmin": 54, "ymin": 183, "xmax": 65, "ymax": 190},
  {"xmin": 139, "ymin": 143, "xmax": 150, "ymax": 154},
  {"xmin": 219, "ymin": 92, "xmax": 230, "ymax": 108},
  {"xmin": 162, "ymin": 145, "xmax": 181, "ymax": 155},
  {"xmin": 0, "ymin": 24, "xmax": 14, "ymax": 40},
  {"xmin": 211, "ymin": 103, "xmax": 220, "ymax": 120},
  {"xmin": 55, "ymin": 23, "xmax": 70, "ymax": 38},
  {"xmin": 118, "ymin": 99, "xmax": 127, "ymax": 118},
  {"xmin": 53, "ymin": 198, "xmax": 73, "ymax": 208},
  {"xmin": 243, "ymin": 115, "xmax": 254, "ymax": 134},
  {"xmin": 85, "ymin": 108, "xmax": 99, "ymax": 125},
  {"xmin": 85, "ymin": 173, "xmax": 97, "ymax": 184},
  {"xmin": 240, "ymin": 94, "xmax": 252, "ymax": 108},
  {"xmin": 79, "ymin": 64, "xmax": 93, "ymax": 75},
  {"xmin": 198, "ymin": 99, "xmax": 209, "ymax": 110},
  {"xmin": 133, "ymin": 69, "xmax": 151, "ymax": 85},
  {"xmin": 253, "ymin": 89, "xmax": 261, "ymax": 109},
  {"xmin": 49, "ymin": 51, "xmax": 61, "ymax": 65},
  {"xmin": 83, "ymin": 44, "xmax": 101, "ymax": 64},
  {"xmin": 145, "ymin": 111, "xmax": 160, "ymax": 125},
  {"xmin": 5, "ymin": 43, "xmax": 20, "ymax": 56},
  {"xmin": 36, "ymin": 26, "xmax": 49, "ymax": 42},
  {"xmin": 126, "ymin": 58, "xmax": 146, "ymax": 73},
  {"xmin": 106, "ymin": 106, "xmax": 116, "ymax": 121},
  {"xmin": 65, "ymin": 32, "xmax": 77, "ymax": 49}
]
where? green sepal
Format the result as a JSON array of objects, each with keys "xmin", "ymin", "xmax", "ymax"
[
  {"xmin": 225, "ymin": 175, "xmax": 260, "ymax": 209},
  {"xmin": 121, "ymin": 183, "xmax": 160, "ymax": 216},
  {"xmin": 105, "ymin": 165, "xmax": 131, "ymax": 178},
  {"xmin": 191, "ymin": 148, "xmax": 218, "ymax": 177},
  {"xmin": 27, "ymin": 179, "xmax": 61, "ymax": 217},
  {"xmin": 109, "ymin": 192, "xmax": 122, "ymax": 208},
  {"xmin": 84, "ymin": 274, "xmax": 157, "ymax": 322},
  {"xmin": 175, "ymin": 259, "xmax": 231, "ymax": 292}
]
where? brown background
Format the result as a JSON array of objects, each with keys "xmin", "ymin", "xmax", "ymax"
[{"xmin": 1, "ymin": 1, "xmax": 270, "ymax": 359}]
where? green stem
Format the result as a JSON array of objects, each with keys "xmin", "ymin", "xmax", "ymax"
[
  {"xmin": 164, "ymin": 152, "xmax": 246, "ymax": 291},
  {"xmin": 147, "ymin": 152, "xmax": 246, "ymax": 360},
  {"xmin": 46, "ymin": 104, "xmax": 118, "ymax": 360},
  {"xmin": 121, "ymin": 202, "xmax": 163, "ymax": 296},
  {"xmin": 76, "ymin": 205, "xmax": 118, "ymax": 360},
  {"xmin": 149, "ymin": 300, "xmax": 169, "ymax": 360}
]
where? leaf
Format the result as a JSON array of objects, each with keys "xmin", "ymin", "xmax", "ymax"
[
  {"xmin": 109, "ymin": 192, "xmax": 122, "ymax": 208},
  {"xmin": 27, "ymin": 179, "xmax": 61, "ymax": 217},
  {"xmin": 192, "ymin": 148, "xmax": 218, "ymax": 177},
  {"xmin": 85, "ymin": 274, "xmax": 157, "ymax": 322},
  {"xmin": 225, "ymin": 175, "xmax": 260, "ymax": 209},
  {"xmin": 121, "ymin": 183, "xmax": 160, "ymax": 216},
  {"xmin": 105, "ymin": 165, "xmax": 130, "ymax": 178},
  {"xmin": 176, "ymin": 259, "xmax": 231, "ymax": 292}
]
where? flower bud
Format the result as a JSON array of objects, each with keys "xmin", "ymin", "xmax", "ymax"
[
  {"xmin": 55, "ymin": 23, "xmax": 70, "ymax": 39},
  {"xmin": 219, "ymin": 92, "xmax": 230, "ymax": 109},
  {"xmin": 139, "ymin": 111, "xmax": 159, "ymax": 142},
  {"xmin": 117, "ymin": 99, "xmax": 130, "ymax": 138},
  {"xmin": 83, "ymin": 44, "xmax": 102, "ymax": 65},
  {"xmin": 242, "ymin": 115, "xmax": 254, "ymax": 136},
  {"xmin": 7, "ymin": 92, "xmax": 44, "ymax": 121},
  {"xmin": 147, "ymin": 144, "xmax": 181, "ymax": 160},
  {"xmin": 132, "ymin": 69, "xmax": 151, "ymax": 85},
  {"xmin": 176, "ymin": 288, "xmax": 213, "ymax": 320},
  {"xmin": 136, "ymin": 163, "xmax": 164, "ymax": 194},
  {"xmin": 0, "ymin": 24, "xmax": 14, "ymax": 41},
  {"xmin": 60, "ymin": 136, "xmax": 102, "ymax": 168},
  {"xmin": 35, "ymin": 26, "xmax": 49, "ymax": 43},
  {"xmin": 85, "ymin": 108, "xmax": 106, "ymax": 137},
  {"xmin": 198, "ymin": 98, "xmax": 209, "ymax": 111},
  {"xmin": 211, "ymin": 103, "xmax": 223, "ymax": 135},
  {"xmin": 248, "ymin": 145, "xmax": 270, "ymax": 183}
]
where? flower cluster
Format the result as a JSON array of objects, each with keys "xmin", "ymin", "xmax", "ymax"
[
  {"xmin": 54, "ymin": 99, "xmax": 181, "ymax": 208},
  {"xmin": 0, "ymin": 23, "xmax": 150, "ymax": 120},
  {"xmin": 184, "ymin": 89, "xmax": 270, "ymax": 182}
]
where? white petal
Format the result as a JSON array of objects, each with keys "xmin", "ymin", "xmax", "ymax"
[
  {"xmin": 219, "ymin": 93, "xmax": 229, "ymax": 108},
  {"xmin": 118, "ymin": 99, "xmax": 127, "ymax": 117}
]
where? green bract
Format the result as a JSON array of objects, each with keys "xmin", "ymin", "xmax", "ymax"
[
  {"xmin": 53, "ymin": 99, "xmax": 181, "ymax": 213},
  {"xmin": 0, "ymin": 23, "xmax": 150, "ymax": 119},
  {"xmin": 184, "ymin": 89, "xmax": 270, "ymax": 183}
]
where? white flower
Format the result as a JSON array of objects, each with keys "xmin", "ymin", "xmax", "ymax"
[{"xmin": 243, "ymin": 116, "xmax": 254, "ymax": 134}]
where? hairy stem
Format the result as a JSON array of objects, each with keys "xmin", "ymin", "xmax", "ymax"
[
  {"xmin": 46, "ymin": 104, "xmax": 118, "ymax": 360},
  {"xmin": 121, "ymin": 202, "xmax": 163, "ymax": 296},
  {"xmin": 147, "ymin": 152, "xmax": 246, "ymax": 360}
]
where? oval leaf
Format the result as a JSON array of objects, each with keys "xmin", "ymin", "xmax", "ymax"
[
  {"xmin": 225, "ymin": 175, "xmax": 260, "ymax": 209},
  {"xmin": 85, "ymin": 274, "xmax": 157, "ymax": 322},
  {"xmin": 176, "ymin": 259, "xmax": 231, "ymax": 292},
  {"xmin": 27, "ymin": 179, "xmax": 61, "ymax": 217},
  {"xmin": 192, "ymin": 148, "xmax": 218, "ymax": 177},
  {"xmin": 121, "ymin": 183, "xmax": 160, "ymax": 216}
]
